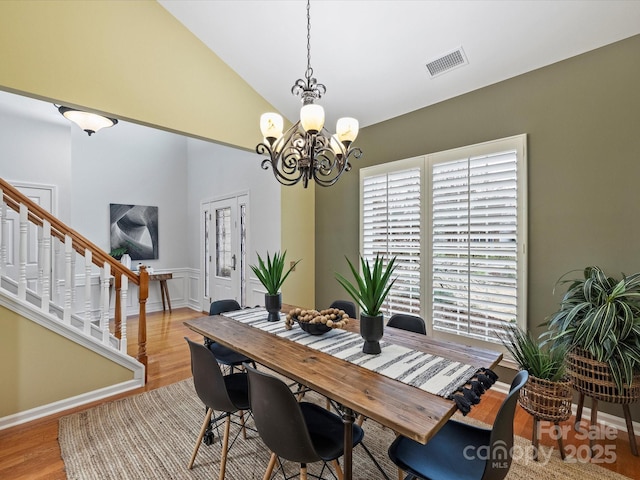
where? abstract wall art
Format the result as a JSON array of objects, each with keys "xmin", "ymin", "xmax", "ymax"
[{"xmin": 110, "ymin": 203, "xmax": 159, "ymax": 261}]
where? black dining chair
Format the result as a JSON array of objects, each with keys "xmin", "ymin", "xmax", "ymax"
[
  {"xmin": 245, "ymin": 364, "xmax": 365, "ymax": 480},
  {"xmin": 388, "ymin": 370, "xmax": 529, "ymax": 480},
  {"xmin": 386, "ymin": 313, "xmax": 427, "ymax": 335},
  {"xmin": 206, "ymin": 299, "xmax": 255, "ymax": 372},
  {"xmin": 185, "ymin": 337, "xmax": 252, "ymax": 479},
  {"xmin": 329, "ymin": 299, "xmax": 357, "ymax": 319}
]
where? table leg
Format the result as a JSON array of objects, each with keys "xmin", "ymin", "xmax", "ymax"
[
  {"xmin": 159, "ymin": 280, "xmax": 172, "ymax": 312},
  {"xmin": 159, "ymin": 280, "xmax": 167, "ymax": 311},
  {"xmin": 341, "ymin": 406, "xmax": 355, "ymax": 480}
]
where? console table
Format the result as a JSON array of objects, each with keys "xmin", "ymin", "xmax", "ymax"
[{"xmin": 149, "ymin": 272, "xmax": 173, "ymax": 312}]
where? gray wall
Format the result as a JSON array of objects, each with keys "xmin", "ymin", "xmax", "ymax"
[{"xmin": 316, "ymin": 35, "xmax": 640, "ymax": 419}]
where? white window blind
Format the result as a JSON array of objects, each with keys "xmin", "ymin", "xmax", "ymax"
[
  {"xmin": 362, "ymin": 166, "xmax": 422, "ymax": 317},
  {"xmin": 431, "ymin": 148, "xmax": 520, "ymax": 343}
]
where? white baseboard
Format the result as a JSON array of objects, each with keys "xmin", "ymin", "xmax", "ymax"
[
  {"xmin": 492, "ymin": 381, "xmax": 639, "ymax": 434},
  {"xmin": 0, "ymin": 378, "xmax": 144, "ymax": 430}
]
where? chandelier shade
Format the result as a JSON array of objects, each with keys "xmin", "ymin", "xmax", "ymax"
[
  {"xmin": 256, "ymin": 0, "xmax": 362, "ymax": 188},
  {"xmin": 57, "ymin": 106, "xmax": 118, "ymax": 136}
]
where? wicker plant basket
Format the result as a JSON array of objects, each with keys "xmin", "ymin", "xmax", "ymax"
[
  {"xmin": 518, "ymin": 374, "xmax": 573, "ymax": 422},
  {"xmin": 566, "ymin": 348, "xmax": 640, "ymax": 404}
]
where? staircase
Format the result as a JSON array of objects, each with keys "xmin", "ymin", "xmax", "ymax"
[{"xmin": 0, "ymin": 178, "xmax": 149, "ymax": 382}]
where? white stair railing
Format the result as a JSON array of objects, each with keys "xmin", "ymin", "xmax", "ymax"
[{"xmin": 0, "ymin": 179, "xmax": 149, "ymax": 377}]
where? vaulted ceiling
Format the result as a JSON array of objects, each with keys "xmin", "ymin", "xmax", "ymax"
[{"xmin": 159, "ymin": 0, "xmax": 640, "ymax": 129}]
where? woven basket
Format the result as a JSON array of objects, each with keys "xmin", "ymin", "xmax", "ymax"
[
  {"xmin": 566, "ymin": 348, "xmax": 640, "ymax": 404},
  {"xmin": 518, "ymin": 374, "xmax": 573, "ymax": 422}
]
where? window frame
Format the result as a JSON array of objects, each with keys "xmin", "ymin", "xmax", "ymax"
[{"xmin": 359, "ymin": 134, "xmax": 527, "ymax": 349}]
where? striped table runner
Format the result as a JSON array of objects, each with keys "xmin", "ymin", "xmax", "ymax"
[{"xmin": 223, "ymin": 307, "xmax": 482, "ymax": 399}]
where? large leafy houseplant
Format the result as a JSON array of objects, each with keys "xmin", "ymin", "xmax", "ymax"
[
  {"xmin": 250, "ymin": 250, "xmax": 300, "ymax": 295},
  {"xmin": 335, "ymin": 254, "xmax": 397, "ymax": 316},
  {"xmin": 544, "ymin": 266, "xmax": 640, "ymax": 391}
]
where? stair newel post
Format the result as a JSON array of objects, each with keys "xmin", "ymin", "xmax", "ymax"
[
  {"xmin": 41, "ymin": 220, "xmax": 51, "ymax": 314},
  {"xmin": 137, "ymin": 265, "xmax": 149, "ymax": 378},
  {"xmin": 83, "ymin": 249, "xmax": 92, "ymax": 334},
  {"xmin": 114, "ymin": 273, "xmax": 122, "ymax": 339},
  {"xmin": 119, "ymin": 275, "xmax": 129, "ymax": 354},
  {"xmin": 18, "ymin": 204, "xmax": 28, "ymax": 300},
  {"xmin": 63, "ymin": 235, "xmax": 73, "ymax": 324},
  {"xmin": 0, "ymin": 191, "xmax": 6, "ymax": 276}
]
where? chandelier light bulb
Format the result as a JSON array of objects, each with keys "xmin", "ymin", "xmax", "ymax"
[
  {"xmin": 336, "ymin": 117, "xmax": 359, "ymax": 144},
  {"xmin": 260, "ymin": 112, "xmax": 284, "ymax": 141},
  {"xmin": 330, "ymin": 134, "xmax": 344, "ymax": 156},
  {"xmin": 300, "ymin": 104, "xmax": 325, "ymax": 134}
]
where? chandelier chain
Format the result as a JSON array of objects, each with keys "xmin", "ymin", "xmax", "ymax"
[{"xmin": 306, "ymin": 0, "xmax": 312, "ymax": 80}]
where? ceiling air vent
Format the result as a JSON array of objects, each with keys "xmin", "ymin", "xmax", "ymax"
[{"xmin": 425, "ymin": 47, "xmax": 468, "ymax": 78}]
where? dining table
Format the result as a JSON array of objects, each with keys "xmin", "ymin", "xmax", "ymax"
[{"xmin": 184, "ymin": 304, "xmax": 503, "ymax": 480}]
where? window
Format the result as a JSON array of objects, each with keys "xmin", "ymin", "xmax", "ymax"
[
  {"xmin": 361, "ymin": 157, "xmax": 423, "ymax": 318},
  {"xmin": 360, "ymin": 135, "xmax": 527, "ymax": 345}
]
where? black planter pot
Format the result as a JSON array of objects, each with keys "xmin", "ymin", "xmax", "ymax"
[
  {"xmin": 264, "ymin": 293, "xmax": 282, "ymax": 322},
  {"xmin": 360, "ymin": 313, "xmax": 383, "ymax": 354}
]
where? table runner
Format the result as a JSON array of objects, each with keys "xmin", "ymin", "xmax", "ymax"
[{"xmin": 223, "ymin": 307, "xmax": 496, "ymax": 412}]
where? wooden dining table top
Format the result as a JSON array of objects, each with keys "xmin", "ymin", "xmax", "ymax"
[{"xmin": 184, "ymin": 304, "xmax": 503, "ymax": 446}]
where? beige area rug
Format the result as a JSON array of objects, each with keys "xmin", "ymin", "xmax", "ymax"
[{"xmin": 59, "ymin": 378, "xmax": 632, "ymax": 480}]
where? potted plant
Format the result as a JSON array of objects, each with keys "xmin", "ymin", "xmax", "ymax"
[
  {"xmin": 498, "ymin": 324, "xmax": 572, "ymax": 460},
  {"xmin": 251, "ymin": 251, "xmax": 300, "ymax": 322},
  {"xmin": 544, "ymin": 266, "xmax": 640, "ymax": 394},
  {"xmin": 335, "ymin": 254, "xmax": 397, "ymax": 354}
]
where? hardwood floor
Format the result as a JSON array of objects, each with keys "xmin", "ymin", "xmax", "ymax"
[{"xmin": 0, "ymin": 308, "xmax": 636, "ymax": 479}]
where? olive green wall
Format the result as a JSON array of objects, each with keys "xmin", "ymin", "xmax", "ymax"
[
  {"xmin": 316, "ymin": 35, "xmax": 640, "ymax": 420},
  {"xmin": 0, "ymin": 306, "xmax": 134, "ymax": 417}
]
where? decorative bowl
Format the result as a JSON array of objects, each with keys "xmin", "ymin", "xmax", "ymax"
[{"xmin": 297, "ymin": 319, "xmax": 331, "ymax": 335}]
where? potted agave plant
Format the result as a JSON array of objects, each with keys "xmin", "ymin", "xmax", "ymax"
[
  {"xmin": 335, "ymin": 254, "xmax": 397, "ymax": 354},
  {"xmin": 251, "ymin": 251, "xmax": 300, "ymax": 322}
]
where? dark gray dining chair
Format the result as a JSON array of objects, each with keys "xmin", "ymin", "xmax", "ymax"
[
  {"xmin": 387, "ymin": 313, "xmax": 427, "ymax": 335},
  {"xmin": 388, "ymin": 370, "xmax": 529, "ymax": 480},
  {"xmin": 245, "ymin": 364, "xmax": 365, "ymax": 480},
  {"xmin": 185, "ymin": 337, "xmax": 252, "ymax": 479},
  {"xmin": 329, "ymin": 299, "xmax": 357, "ymax": 319},
  {"xmin": 206, "ymin": 299, "xmax": 255, "ymax": 372}
]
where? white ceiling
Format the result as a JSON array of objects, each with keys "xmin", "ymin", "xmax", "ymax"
[
  {"xmin": 158, "ymin": 0, "xmax": 640, "ymax": 129},
  {"xmin": 2, "ymin": 1, "xmax": 640, "ymax": 134}
]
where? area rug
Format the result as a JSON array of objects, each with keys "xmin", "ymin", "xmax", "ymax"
[{"xmin": 59, "ymin": 378, "xmax": 631, "ymax": 480}]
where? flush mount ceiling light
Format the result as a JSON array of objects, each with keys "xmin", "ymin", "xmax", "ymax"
[
  {"xmin": 256, "ymin": 0, "xmax": 362, "ymax": 188},
  {"xmin": 57, "ymin": 105, "xmax": 118, "ymax": 136}
]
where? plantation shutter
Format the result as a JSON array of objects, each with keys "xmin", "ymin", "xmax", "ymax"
[
  {"xmin": 362, "ymin": 167, "xmax": 422, "ymax": 317},
  {"xmin": 431, "ymin": 149, "xmax": 519, "ymax": 343}
]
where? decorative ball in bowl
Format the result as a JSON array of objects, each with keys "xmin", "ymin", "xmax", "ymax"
[{"xmin": 285, "ymin": 307, "xmax": 350, "ymax": 335}]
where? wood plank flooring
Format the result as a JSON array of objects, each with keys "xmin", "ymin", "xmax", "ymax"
[{"xmin": 0, "ymin": 308, "xmax": 636, "ymax": 479}]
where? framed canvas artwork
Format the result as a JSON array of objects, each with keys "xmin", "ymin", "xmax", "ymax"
[{"xmin": 110, "ymin": 203, "xmax": 159, "ymax": 261}]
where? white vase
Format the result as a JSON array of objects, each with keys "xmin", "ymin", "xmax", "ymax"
[{"xmin": 120, "ymin": 253, "xmax": 131, "ymax": 269}]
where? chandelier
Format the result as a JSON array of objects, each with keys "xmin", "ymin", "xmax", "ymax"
[{"xmin": 256, "ymin": 0, "xmax": 362, "ymax": 188}]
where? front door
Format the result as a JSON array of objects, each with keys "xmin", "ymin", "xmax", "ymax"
[
  {"xmin": 4, "ymin": 183, "xmax": 55, "ymax": 292},
  {"xmin": 202, "ymin": 194, "xmax": 248, "ymax": 310}
]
